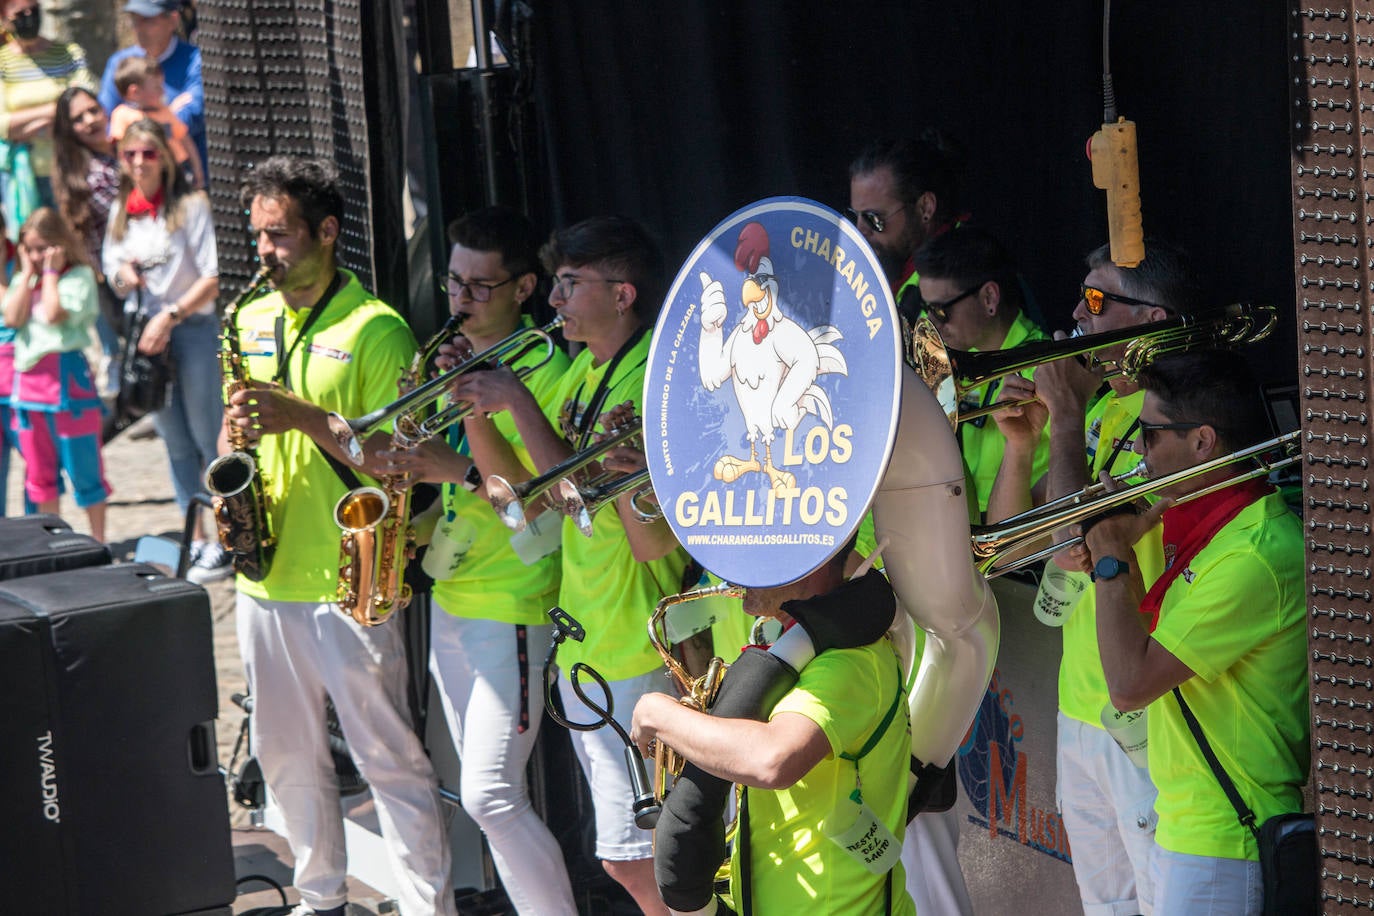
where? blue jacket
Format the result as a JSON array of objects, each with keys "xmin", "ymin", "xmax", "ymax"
[{"xmin": 99, "ymin": 37, "xmax": 205, "ymax": 168}]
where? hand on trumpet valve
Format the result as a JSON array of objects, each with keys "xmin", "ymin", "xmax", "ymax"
[
  {"xmin": 448, "ymin": 364, "xmax": 523, "ymax": 417},
  {"xmin": 226, "ymin": 382, "xmax": 295, "ymax": 442},
  {"xmin": 374, "ymin": 446, "xmax": 429, "ymax": 490},
  {"xmin": 433, "ymin": 334, "xmax": 475, "ymax": 374}
]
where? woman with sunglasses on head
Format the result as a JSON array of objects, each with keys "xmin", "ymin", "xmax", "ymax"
[
  {"xmin": 985, "ymin": 239, "xmax": 1201, "ymax": 916},
  {"xmin": 102, "ymin": 118, "xmax": 225, "ymax": 581},
  {"xmin": 0, "ymin": 1, "xmax": 92, "ymax": 213},
  {"xmin": 2, "ymin": 207, "xmax": 109, "ymax": 538},
  {"xmin": 52, "ymin": 86, "xmax": 122, "ymax": 404}
]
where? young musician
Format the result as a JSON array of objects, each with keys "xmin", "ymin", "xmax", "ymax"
[
  {"xmin": 223, "ymin": 156, "xmax": 455, "ymax": 916},
  {"xmin": 452, "ymin": 216, "xmax": 688, "ymax": 915},
  {"xmin": 379, "ymin": 206, "xmax": 577, "ymax": 915}
]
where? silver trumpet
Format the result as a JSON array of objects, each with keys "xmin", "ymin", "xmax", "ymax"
[
  {"xmin": 328, "ymin": 314, "xmax": 564, "ymax": 465},
  {"xmin": 486, "ymin": 420, "xmax": 642, "ymax": 532},
  {"xmin": 557, "ymin": 467, "xmax": 659, "ymax": 537}
]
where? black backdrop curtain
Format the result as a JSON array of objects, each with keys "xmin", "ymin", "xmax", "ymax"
[{"xmin": 527, "ymin": 1, "xmax": 1291, "ymax": 378}]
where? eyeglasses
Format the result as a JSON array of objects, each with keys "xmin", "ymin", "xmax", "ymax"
[
  {"xmin": 121, "ymin": 148, "xmax": 160, "ymax": 163},
  {"xmin": 918, "ymin": 282, "xmax": 986, "ymax": 323},
  {"xmin": 1137, "ymin": 418, "xmax": 1203, "ymax": 447},
  {"xmin": 551, "ymin": 273, "xmax": 624, "ymax": 300},
  {"xmin": 844, "ymin": 207, "xmax": 901, "ymax": 234},
  {"xmin": 1079, "ymin": 283, "xmax": 1161, "ymax": 316},
  {"xmin": 439, "ymin": 271, "xmax": 515, "ymax": 302}
]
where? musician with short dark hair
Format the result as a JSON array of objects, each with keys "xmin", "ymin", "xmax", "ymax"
[
  {"xmin": 223, "ymin": 155, "xmax": 455, "ymax": 916},
  {"xmin": 451, "ymin": 215, "xmax": 688, "ymax": 915},
  {"xmin": 986, "ymin": 239, "xmax": 1201, "ymax": 915},
  {"xmin": 379, "ymin": 205, "xmax": 577, "ymax": 915},
  {"xmin": 1082, "ymin": 349, "xmax": 1305, "ymax": 912},
  {"xmin": 630, "ymin": 548, "xmax": 917, "ymax": 916}
]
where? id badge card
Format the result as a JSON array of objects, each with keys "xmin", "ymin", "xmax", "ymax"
[{"xmin": 823, "ymin": 790, "xmax": 901, "ymax": 875}]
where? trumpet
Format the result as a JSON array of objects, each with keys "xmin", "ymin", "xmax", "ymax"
[
  {"xmin": 557, "ymin": 467, "xmax": 659, "ymax": 537},
  {"xmin": 487, "ymin": 419, "xmax": 643, "ymax": 532},
  {"xmin": 971, "ymin": 428, "xmax": 1300, "ymax": 577},
  {"xmin": 911, "ymin": 303, "xmax": 1277, "ymax": 426},
  {"xmin": 646, "ymin": 581, "xmax": 745, "ymax": 801},
  {"xmin": 328, "ymin": 314, "xmax": 564, "ymax": 465}
]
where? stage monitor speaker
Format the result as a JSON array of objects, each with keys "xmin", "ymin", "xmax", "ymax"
[
  {"xmin": 0, "ymin": 514, "xmax": 109, "ymax": 580},
  {"xmin": 0, "ymin": 564, "xmax": 234, "ymax": 915}
]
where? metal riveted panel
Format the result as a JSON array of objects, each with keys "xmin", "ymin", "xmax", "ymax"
[
  {"xmin": 197, "ymin": 0, "xmax": 377, "ymax": 296},
  {"xmin": 1292, "ymin": 4, "xmax": 1374, "ymax": 909}
]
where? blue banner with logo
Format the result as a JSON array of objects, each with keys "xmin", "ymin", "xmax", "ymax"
[{"xmin": 645, "ymin": 197, "xmax": 902, "ymax": 587}]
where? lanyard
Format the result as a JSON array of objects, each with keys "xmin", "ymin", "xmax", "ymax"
[
  {"xmin": 568, "ymin": 326, "xmax": 646, "ymax": 450},
  {"xmin": 272, "ymin": 270, "xmax": 343, "ymax": 391}
]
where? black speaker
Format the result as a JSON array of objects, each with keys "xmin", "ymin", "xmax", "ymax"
[
  {"xmin": 0, "ymin": 564, "xmax": 234, "ymax": 915},
  {"xmin": 0, "ymin": 514, "xmax": 109, "ymax": 580}
]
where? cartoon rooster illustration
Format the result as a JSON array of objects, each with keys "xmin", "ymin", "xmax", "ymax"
[{"xmin": 698, "ymin": 221, "xmax": 847, "ymax": 491}]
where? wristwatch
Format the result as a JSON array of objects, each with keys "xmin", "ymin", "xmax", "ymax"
[
  {"xmin": 1091, "ymin": 555, "xmax": 1130, "ymax": 582},
  {"xmin": 167, "ymin": 303, "xmax": 183, "ymax": 322},
  {"xmin": 461, "ymin": 464, "xmax": 482, "ymax": 492}
]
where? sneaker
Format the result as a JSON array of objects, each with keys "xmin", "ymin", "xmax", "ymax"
[
  {"xmin": 288, "ymin": 904, "xmax": 349, "ymax": 916},
  {"xmin": 186, "ymin": 540, "xmax": 234, "ymax": 584}
]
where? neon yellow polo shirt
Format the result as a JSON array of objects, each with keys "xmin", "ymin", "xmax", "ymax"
[
  {"xmin": 1148, "ymin": 492, "xmax": 1306, "ymax": 861},
  {"xmin": 956, "ymin": 311, "xmax": 1050, "ymax": 519},
  {"xmin": 728, "ymin": 637, "xmax": 915, "ymax": 916},
  {"xmin": 234, "ymin": 271, "xmax": 417, "ymax": 603},
  {"xmin": 539, "ymin": 333, "xmax": 690, "ymax": 681},
  {"xmin": 1058, "ymin": 388, "xmax": 1166, "ymax": 726},
  {"xmin": 432, "ymin": 322, "xmax": 571, "ymax": 624}
]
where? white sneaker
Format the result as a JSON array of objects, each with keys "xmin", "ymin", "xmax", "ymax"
[{"xmin": 186, "ymin": 540, "xmax": 234, "ymax": 584}]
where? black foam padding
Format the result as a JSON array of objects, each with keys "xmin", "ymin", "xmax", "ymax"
[
  {"xmin": 0, "ymin": 514, "xmax": 109, "ymax": 581},
  {"xmin": 0, "ymin": 564, "xmax": 233, "ymax": 915},
  {"xmin": 654, "ymin": 648, "xmax": 798, "ymax": 911},
  {"xmin": 782, "ymin": 568, "xmax": 896, "ymax": 655}
]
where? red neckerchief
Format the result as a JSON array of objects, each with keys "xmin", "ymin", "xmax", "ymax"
[
  {"xmin": 1139, "ymin": 477, "xmax": 1273, "ymax": 632},
  {"xmin": 892, "ymin": 213, "xmax": 973, "ymax": 295},
  {"xmin": 125, "ymin": 185, "xmax": 164, "ymax": 219}
]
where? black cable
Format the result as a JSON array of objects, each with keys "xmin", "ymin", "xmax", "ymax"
[
  {"xmin": 235, "ymin": 873, "xmax": 288, "ymax": 905},
  {"xmin": 1102, "ymin": 0, "xmax": 1117, "ymax": 122}
]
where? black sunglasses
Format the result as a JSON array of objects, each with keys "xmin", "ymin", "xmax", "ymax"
[
  {"xmin": 1137, "ymin": 418, "xmax": 1203, "ymax": 446},
  {"xmin": 1079, "ymin": 283, "xmax": 1163, "ymax": 315},
  {"xmin": 919, "ymin": 282, "xmax": 986, "ymax": 323},
  {"xmin": 844, "ymin": 206, "xmax": 901, "ymax": 234}
]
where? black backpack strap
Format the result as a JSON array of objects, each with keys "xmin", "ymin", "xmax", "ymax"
[{"xmin": 1172, "ymin": 687, "xmax": 1260, "ymax": 839}]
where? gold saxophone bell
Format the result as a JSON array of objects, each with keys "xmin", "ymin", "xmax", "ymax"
[
  {"xmin": 334, "ymin": 486, "xmax": 411, "ymax": 626},
  {"xmin": 486, "ymin": 419, "xmax": 644, "ymax": 532},
  {"xmin": 327, "ymin": 314, "xmax": 565, "ymax": 465},
  {"xmin": 646, "ymin": 582, "xmax": 746, "ymax": 801},
  {"xmin": 971, "ymin": 428, "xmax": 1300, "ymax": 577},
  {"xmin": 911, "ymin": 302, "xmax": 1277, "ymax": 426}
]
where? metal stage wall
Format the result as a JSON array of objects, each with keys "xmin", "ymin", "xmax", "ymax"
[
  {"xmin": 1290, "ymin": 5, "xmax": 1374, "ymax": 909},
  {"xmin": 196, "ymin": 0, "xmax": 410, "ymax": 311}
]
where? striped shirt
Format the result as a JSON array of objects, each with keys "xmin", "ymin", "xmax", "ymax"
[{"xmin": 0, "ymin": 40, "xmax": 94, "ymax": 177}]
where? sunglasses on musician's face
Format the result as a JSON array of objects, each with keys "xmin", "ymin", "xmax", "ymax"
[
  {"xmin": 918, "ymin": 282, "xmax": 985, "ymax": 324},
  {"xmin": 844, "ymin": 206, "xmax": 901, "ymax": 234},
  {"xmin": 1078, "ymin": 283, "xmax": 1163, "ymax": 316},
  {"xmin": 439, "ymin": 271, "xmax": 514, "ymax": 303},
  {"xmin": 1136, "ymin": 418, "xmax": 1203, "ymax": 449}
]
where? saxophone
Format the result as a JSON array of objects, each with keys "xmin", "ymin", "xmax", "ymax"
[
  {"xmin": 333, "ymin": 314, "xmax": 462, "ymax": 626},
  {"xmin": 204, "ymin": 264, "xmax": 277, "ymax": 581}
]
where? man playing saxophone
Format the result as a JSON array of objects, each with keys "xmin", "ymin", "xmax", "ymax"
[
  {"xmin": 220, "ymin": 155, "xmax": 455, "ymax": 916},
  {"xmin": 375, "ymin": 206, "xmax": 578, "ymax": 915}
]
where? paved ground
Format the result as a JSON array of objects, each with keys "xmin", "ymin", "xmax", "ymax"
[{"xmin": 8, "ymin": 424, "xmax": 393, "ymax": 913}]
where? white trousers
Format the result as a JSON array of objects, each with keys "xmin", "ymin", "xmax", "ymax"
[
  {"xmin": 903, "ymin": 803, "xmax": 974, "ymax": 916},
  {"xmin": 1057, "ymin": 712, "xmax": 1159, "ymax": 916},
  {"xmin": 558, "ymin": 669, "xmax": 664, "ymax": 860},
  {"xmin": 429, "ymin": 610, "xmax": 576, "ymax": 916},
  {"xmin": 237, "ymin": 594, "xmax": 456, "ymax": 916},
  {"xmin": 1151, "ymin": 845, "xmax": 1261, "ymax": 916}
]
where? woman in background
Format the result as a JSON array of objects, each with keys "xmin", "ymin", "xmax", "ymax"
[{"xmin": 102, "ymin": 118, "xmax": 222, "ymax": 579}]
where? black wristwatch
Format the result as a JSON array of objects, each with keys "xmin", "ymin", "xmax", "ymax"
[
  {"xmin": 461, "ymin": 464, "xmax": 482, "ymax": 492},
  {"xmin": 1091, "ymin": 555, "xmax": 1130, "ymax": 582}
]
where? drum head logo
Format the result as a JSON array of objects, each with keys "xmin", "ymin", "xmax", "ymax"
[{"xmin": 646, "ymin": 197, "xmax": 901, "ymax": 587}]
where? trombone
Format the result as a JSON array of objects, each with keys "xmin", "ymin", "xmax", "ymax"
[
  {"xmin": 911, "ymin": 303, "xmax": 1277, "ymax": 426},
  {"xmin": 328, "ymin": 314, "xmax": 565, "ymax": 465},
  {"xmin": 486, "ymin": 419, "xmax": 642, "ymax": 532},
  {"xmin": 971, "ymin": 428, "xmax": 1300, "ymax": 577}
]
